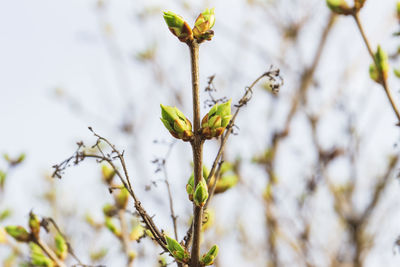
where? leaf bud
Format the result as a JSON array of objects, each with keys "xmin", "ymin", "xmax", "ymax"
[
  {"xmin": 194, "ymin": 178, "xmax": 208, "ymax": 207},
  {"xmin": 161, "ymin": 104, "xmax": 193, "ymax": 141},
  {"xmin": 163, "ymin": 11, "xmax": 193, "ymax": 42},
  {"xmin": 200, "ymin": 244, "xmax": 219, "ymax": 265}
]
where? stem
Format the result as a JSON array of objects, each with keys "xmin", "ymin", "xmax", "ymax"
[
  {"xmin": 353, "ymin": 12, "xmax": 400, "ymax": 124},
  {"xmin": 118, "ymin": 210, "xmax": 133, "ymax": 267},
  {"xmin": 35, "ymin": 238, "xmax": 66, "ymax": 267},
  {"xmin": 188, "ymin": 39, "xmax": 203, "ymax": 267}
]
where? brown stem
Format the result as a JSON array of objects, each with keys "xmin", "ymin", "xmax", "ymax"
[
  {"xmin": 352, "ymin": 12, "xmax": 400, "ymax": 124},
  {"xmin": 188, "ymin": 39, "xmax": 203, "ymax": 267},
  {"xmin": 118, "ymin": 210, "xmax": 133, "ymax": 267},
  {"xmin": 35, "ymin": 238, "xmax": 66, "ymax": 267}
]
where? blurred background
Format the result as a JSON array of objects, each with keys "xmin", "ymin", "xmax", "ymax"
[{"xmin": 1, "ymin": 0, "xmax": 400, "ymax": 266}]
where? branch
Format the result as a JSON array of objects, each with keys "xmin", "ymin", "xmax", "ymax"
[
  {"xmin": 52, "ymin": 129, "xmax": 169, "ymax": 254},
  {"xmin": 352, "ymin": 12, "xmax": 400, "ymax": 124}
]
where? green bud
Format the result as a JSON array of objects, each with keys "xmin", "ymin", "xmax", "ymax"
[
  {"xmin": 193, "ymin": 8, "xmax": 215, "ymax": 42},
  {"xmin": 0, "ymin": 227, "xmax": 7, "ymax": 243},
  {"xmin": 220, "ymin": 161, "xmax": 233, "ymax": 175},
  {"xmin": 215, "ymin": 175, "xmax": 238, "ymax": 194},
  {"xmin": 30, "ymin": 242, "xmax": 55, "ymax": 267},
  {"xmin": 90, "ymin": 248, "xmax": 108, "ymax": 262},
  {"xmin": 194, "ymin": 178, "xmax": 208, "ymax": 207},
  {"xmin": 186, "ymin": 174, "xmax": 195, "ymax": 201},
  {"xmin": 374, "ymin": 45, "xmax": 389, "ymax": 81},
  {"xmin": 326, "ymin": 0, "xmax": 351, "ymax": 15},
  {"xmin": 161, "ymin": 104, "xmax": 193, "ymax": 141},
  {"xmin": 369, "ymin": 64, "xmax": 379, "ymax": 83},
  {"xmin": 200, "ymin": 245, "xmax": 219, "ymax": 266},
  {"xmin": 5, "ymin": 225, "xmax": 30, "ymax": 242},
  {"xmin": 158, "ymin": 255, "xmax": 168, "ymax": 267},
  {"xmin": 144, "ymin": 229, "xmax": 155, "ymax": 239},
  {"xmin": 115, "ymin": 187, "xmax": 129, "ymax": 209},
  {"xmin": 165, "ymin": 235, "xmax": 190, "ymax": 263},
  {"xmin": 128, "ymin": 250, "xmax": 136, "ymax": 262},
  {"xmin": 129, "ymin": 219, "xmax": 145, "ymax": 241},
  {"xmin": 397, "ymin": 1, "xmax": 400, "ymax": 20},
  {"xmin": 0, "ymin": 170, "xmax": 6, "ymax": 189},
  {"xmin": 394, "ymin": 68, "xmax": 400, "ymax": 78},
  {"xmin": 201, "ymin": 100, "xmax": 232, "ymax": 139},
  {"xmin": 4, "ymin": 153, "xmax": 26, "ymax": 166},
  {"xmin": 105, "ymin": 217, "xmax": 121, "ymax": 237},
  {"xmin": 202, "ymin": 209, "xmax": 215, "ymax": 231},
  {"xmin": 101, "ymin": 163, "xmax": 115, "ymax": 184},
  {"xmin": 29, "ymin": 212, "xmax": 41, "ymax": 239},
  {"xmin": 103, "ymin": 203, "xmax": 118, "ymax": 217},
  {"xmin": 0, "ymin": 209, "xmax": 12, "ymax": 222},
  {"xmin": 163, "ymin": 11, "xmax": 193, "ymax": 42},
  {"xmin": 54, "ymin": 233, "xmax": 68, "ymax": 260},
  {"xmin": 203, "ymin": 165, "xmax": 210, "ymax": 180},
  {"xmin": 354, "ymin": 0, "xmax": 366, "ymax": 10}
]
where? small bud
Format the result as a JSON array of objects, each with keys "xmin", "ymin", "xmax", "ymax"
[
  {"xmin": 90, "ymin": 248, "xmax": 108, "ymax": 262},
  {"xmin": 0, "ymin": 170, "xmax": 6, "ymax": 189},
  {"xmin": 4, "ymin": 153, "xmax": 26, "ymax": 166},
  {"xmin": 354, "ymin": 0, "xmax": 366, "ymax": 10},
  {"xmin": 29, "ymin": 212, "xmax": 40, "ymax": 239},
  {"xmin": 326, "ymin": 0, "xmax": 351, "ymax": 15},
  {"xmin": 369, "ymin": 64, "xmax": 379, "ymax": 83},
  {"xmin": 163, "ymin": 11, "xmax": 193, "ymax": 42},
  {"xmin": 369, "ymin": 45, "xmax": 389, "ymax": 83},
  {"xmin": 200, "ymin": 245, "xmax": 219, "ymax": 266},
  {"xmin": 203, "ymin": 165, "xmax": 210, "ymax": 180},
  {"xmin": 394, "ymin": 68, "xmax": 400, "ymax": 78},
  {"xmin": 161, "ymin": 104, "xmax": 193, "ymax": 141},
  {"xmin": 105, "ymin": 217, "xmax": 121, "ymax": 237},
  {"xmin": 0, "ymin": 209, "xmax": 12, "ymax": 222},
  {"xmin": 129, "ymin": 219, "xmax": 145, "ymax": 241},
  {"xmin": 202, "ymin": 209, "xmax": 215, "ymax": 231},
  {"xmin": 103, "ymin": 203, "xmax": 118, "ymax": 217},
  {"xmin": 158, "ymin": 255, "xmax": 168, "ymax": 267},
  {"xmin": 30, "ymin": 242, "xmax": 55, "ymax": 267},
  {"xmin": 0, "ymin": 227, "xmax": 7, "ymax": 243},
  {"xmin": 194, "ymin": 178, "xmax": 208, "ymax": 207},
  {"xmin": 397, "ymin": 1, "xmax": 400, "ymax": 20},
  {"xmin": 54, "ymin": 233, "xmax": 68, "ymax": 260},
  {"xmin": 215, "ymin": 175, "xmax": 238, "ymax": 194},
  {"xmin": 186, "ymin": 174, "xmax": 195, "ymax": 201},
  {"xmin": 165, "ymin": 235, "xmax": 190, "ymax": 263},
  {"xmin": 193, "ymin": 8, "xmax": 215, "ymax": 42},
  {"xmin": 144, "ymin": 229, "xmax": 155, "ymax": 239},
  {"xmin": 115, "ymin": 187, "xmax": 129, "ymax": 209},
  {"xmin": 5, "ymin": 225, "xmax": 30, "ymax": 242},
  {"xmin": 128, "ymin": 250, "xmax": 136, "ymax": 262},
  {"xmin": 101, "ymin": 163, "xmax": 115, "ymax": 184},
  {"xmin": 201, "ymin": 100, "xmax": 232, "ymax": 139}
]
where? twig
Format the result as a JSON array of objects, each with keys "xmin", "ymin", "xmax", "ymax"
[
  {"xmin": 52, "ymin": 130, "xmax": 169, "ymax": 254},
  {"xmin": 352, "ymin": 12, "xmax": 400, "ymax": 124},
  {"xmin": 34, "ymin": 238, "xmax": 66, "ymax": 267}
]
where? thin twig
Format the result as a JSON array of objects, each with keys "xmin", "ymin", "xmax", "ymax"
[{"xmin": 352, "ymin": 12, "xmax": 400, "ymax": 124}]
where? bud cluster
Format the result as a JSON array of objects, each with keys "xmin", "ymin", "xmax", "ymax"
[
  {"xmin": 326, "ymin": 0, "xmax": 352, "ymax": 15},
  {"xmin": 369, "ymin": 45, "xmax": 389, "ymax": 83},
  {"xmin": 200, "ymin": 245, "xmax": 219, "ymax": 266},
  {"xmin": 163, "ymin": 8, "xmax": 216, "ymax": 43},
  {"xmin": 201, "ymin": 100, "xmax": 232, "ymax": 139},
  {"xmin": 160, "ymin": 104, "xmax": 193, "ymax": 141},
  {"xmin": 165, "ymin": 235, "xmax": 190, "ymax": 263}
]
